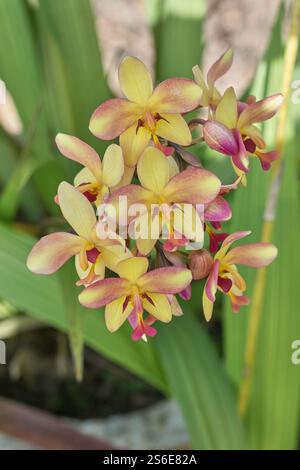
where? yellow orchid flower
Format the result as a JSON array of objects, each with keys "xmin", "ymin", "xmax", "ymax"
[
  {"xmin": 109, "ymin": 147, "xmax": 221, "ymax": 255},
  {"xmin": 202, "ymin": 231, "xmax": 278, "ymax": 321},
  {"xmin": 203, "ymin": 87, "xmax": 283, "ymax": 182},
  {"xmin": 79, "ymin": 256, "xmax": 192, "ymax": 340},
  {"xmin": 89, "ymin": 56, "xmax": 200, "ymax": 172},
  {"xmin": 55, "ymin": 133, "xmax": 124, "ymax": 205},
  {"xmin": 27, "ymin": 182, "xmax": 130, "ymax": 285}
]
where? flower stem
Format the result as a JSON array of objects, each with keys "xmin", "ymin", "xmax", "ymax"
[{"xmin": 238, "ymin": 0, "xmax": 300, "ymax": 417}]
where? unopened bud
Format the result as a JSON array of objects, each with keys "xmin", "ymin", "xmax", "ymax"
[{"xmin": 188, "ymin": 249, "xmax": 213, "ymax": 280}]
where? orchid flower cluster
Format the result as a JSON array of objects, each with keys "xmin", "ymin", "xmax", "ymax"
[{"xmin": 27, "ymin": 50, "xmax": 280, "ymax": 341}]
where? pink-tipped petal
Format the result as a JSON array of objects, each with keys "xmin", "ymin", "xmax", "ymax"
[
  {"xmin": 203, "ymin": 120, "xmax": 238, "ymax": 156},
  {"xmin": 207, "ymin": 48, "xmax": 233, "ymax": 88},
  {"xmin": 256, "ymin": 150, "xmax": 279, "ymax": 171},
  {"xmin": 27, "ymin": 232, "xmax": 83, "ymax": 275},
  {"xmin": 138, "ymin": 267, "xmax": 192, "ymax": 295},
  {"xmin": 205, "ymin": 196, "xmax": 232, "ymax": 222},
  {"xmin": 55, "ymin": 134, "xmax": 102, "ymax": 181},
  {"xmin": 231, "ymin": 129, "xmax": 249, "ymax": 173},
  {"xmin": 205, "ymin": 259, "xmax": 220, "ymax": 303},
  {"xmin": 237, "ymin": 93, "xmax": 283, "ymax": 129},
  {"xmin": 149, "ymin": 78, "xmax": 200, "ymax": 113},
  {"xmin": 230, "ymin": 293, "xmax": 250, "ymax": 313},
  {"xmin": 89, "ymin": 98, "xmax": 142, "ymax": 140},
  {"xmin": 79, "ymin": 278, "xmax": 131, "ymax": 309},
  {"xmin": 223, "ymin": 243, "xmax": 278, "ymax": 267},
  {"xmin": 216, "ymin": 230, "xmax": 251, "ymax": 259},
  {"xmin": 163, "ymin": 167, "xmax": 221, "ymax": 205}
]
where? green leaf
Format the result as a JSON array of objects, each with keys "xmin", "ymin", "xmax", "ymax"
[
  {"xmin": 150, "ymin": 0, "xmax": 206, "ymax": 80},
  {"xmin": 155, "ymin": 312, "xmax": 245, "ymax": 449},
  {"xmin": 0, "ymin": 223, "xmax": 168, "ymax": 393}
]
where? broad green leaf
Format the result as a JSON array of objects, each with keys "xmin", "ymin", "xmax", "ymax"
[
  {"xmin": 0, "ymin": 223, "xmax": 168, "ymax": 393},
  {"xmin": 155, "ymin": 312, "xmax": 245, "ymax": 449},
  {"xmin": 38, "ymin": 0, "xmax": 110, "ymax": 153}
]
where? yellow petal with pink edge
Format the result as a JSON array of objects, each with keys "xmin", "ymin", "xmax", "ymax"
[
  {"xmin": 163, "ymin": 167, "xmax": 221, "ymax": 205},
  {"xmin": 207, "ymin": 48, "xmax": 233, "ymax": 88},
  {"xmin": 120, "ymin": 125, "xmax": 151, "ymax": 167},
  {"xmin": 137, "ymin": 266, "xmax": 192, "ymax": 294},
  {"xmin": 55, "ymin": 133, "xmax": 102, "ymax": 181},
  {"xmin": 58, "ymin": 182, "xmax": 97, "ymax": 240},
  {"xmin": 27, "ymin": 232, "xmax": 84, "ymax": 275},
  {"xmin": 101, "ymin": 144, "xmax": 124, "ymax": 188},
  {"xmin": 237, "ymin": 93, "xmax": 283, "ymax": 129},
  {"xmin": 202, "ymin": 287, "xmax": 214, "ymax": 321},
  {"xmin": 137, "ymin": 147, "xmax": 169, "ymax": 194},
  {"xmin": 155, "ymin": 113, "xmax": 192, "ymax": 146},
  {"xmin": 215, "ymin": 87, "xmax": 238, "ymax": 128},
  {"xmin": 79, "ymin": 278, "xmax": 131, "ymax": 308},
  {"xmin": 142, "ymin": 293, "xmax": 172, "ymax": 322},
  {"xmin": 149, "ymin": 78, "xmax": 200, "ymax": 113},
  {"xmin": 223, "ymin": 242, "xmax": 278, "ymax": 267},
  {"xmin": 89, "ymin": 98, "xmax": 142, "ymax": 140},
  {"xmin": 117, "ymin": 256, "xmax": 149, "ymax": 283},
  {"xmin": 215, "ymin": 230, "xmax": 251, "ymax": 260},
  {"xmin": 118, "ymin": 56, "xmax": 153, "ymax": 106},
  {"xmin": 105, "ymin": 295, "xmax": 132, "ymax": 332}
]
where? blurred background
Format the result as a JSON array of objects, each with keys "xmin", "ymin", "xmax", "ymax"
[{"xmin": 0, "ymin": 0, "xmax": 299, "ymax": 450}]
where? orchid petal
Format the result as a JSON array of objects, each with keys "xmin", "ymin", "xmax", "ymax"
[
  {"xmin": 27, "ymin": 232, "xmax": 83, "ymax": 275},
  {"xmin": 223, "ymin": 243, "xmax": 278, "ymax": 267},
  {"xmin": 231, "ymin": 129, "xmax": 249, "ymax": 173},
  {"xmin": 138, "ymin": 266, "xmax": 192, "ymax": 294},
  {"xmin": 172, "ymin": 204, "xmax": 204, "ymax": 243},
  {"xmin": 105, "ymin": 295, "xmax": 132, "ymax": 332},
  {"xmin": 163, "ymin": 167, "xmax": 221, "ymax": 205},
  {"xmin": 215, "ymin": 87, "xmax": 238, "ymax": 128},
  {"xmin": 58, "ymin": 182, "xmax": 96, "ymax": 240},
  {"xmin": 117, "ymin": 257, "xmax": 149, "ymax": 283},
  {"xmin": 101, "ymin": 144, "xmax": 124, "ymax": 187},
  {"xmin": 142, "ymin": 293, "xmax": 172, "ymax": 322},
  {"xmin": 237, "ymin": 93, "xmax": 283, "ymax": 129},
  {"xmin": 118, "ymin": 56, "xmax": 153, "ymax": 106},
  {"xmin": 216, "ymin": 230, "xmax": 251, "ymax": 259},
  {"xmin": 119, "ymin": 124, "xmax": 151, "ymax": 167},
  {"xmin": 137, "ymin": 147, "xmax": 169, "ymax": 194},
  {"xmin": 79, "ymin": 278, "xmax": 131, "ymax": 308},
  {"xmin": 207, "ymin": 48, "xmax": 233, "ymax": 88},
  {"xmin": 204, "ymin": 259, "xmax": 220, "ymax": 303},
  {"xmin": 74, "ymin": 167, "xmax": 96, "ymax": 187},
  {"xmin": 242, "ymin": 125, "xmax": 265, "ymax": 149},
  {"xmin": 149, "ymin": 78, "xmax": 200, "ymax": 113},
  {"xmin": 55, "ymin": 134, "xmax": 102, "ymax": 181},
  {"xmin": 203, "ymin": 120, "xmax": 238, "ymax": 156},
  {"xmin": 100, "ymin": 244, "xmax": 132, "ymax": 273},
  {"xmin": 89, "ymin": 98, "xmax": 142, "ymax": 140},
  {"xmin": 155, "ymin": 113, "xmax": 192, "ymax": 146},
  {"xmin": 205, "ymin": 196, "xmax": 232, "ymax": 222},
  {"xmin": 202, "ymin": 287, "xmax": 214, "ymax": 322}
]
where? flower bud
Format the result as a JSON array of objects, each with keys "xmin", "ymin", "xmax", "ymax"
[{"xmin": 188, "ymin": 249, "xmax": 213, "ymax": 280}]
